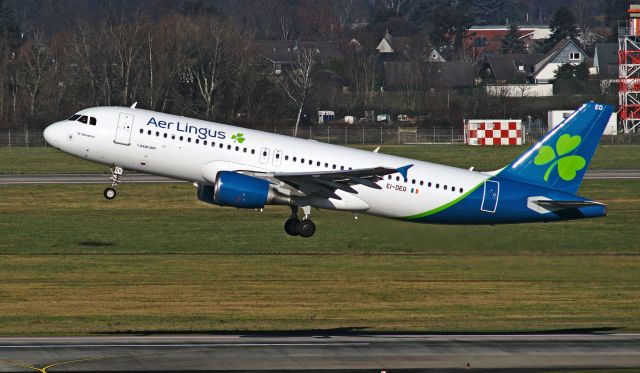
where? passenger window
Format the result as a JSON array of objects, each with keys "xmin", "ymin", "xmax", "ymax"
[
  {"xmin": 171, "ymin": 134, "xmax": 176, "ymax": 140},
  {"xmin": 317, "ymin": 161, "xmax": 320, "ymax": 166},
  {"xmin": 411, "ymin": 179, "xmax": 415, "ymax": 184},
  {"xmin": 285, "ymin": 155, "xmax": 289, "ymax": 161},
  {"xmin": 309, "ymin": 160, "xmax": 312, "ymax": 165},
  {"xmin": 227, "ymin": 145, "xmax": 231, "ymax": 150},
  {"xmin": 195, "ymin": 139, "xmax": 200, "ymax": 144},
  {"xmin": 164, "ymin": 133, "xmax": 168, "ymax": 138},
  {"xmin": 263, "ymin": 150, "xmax": 268, "ymax": 156},
  {"xmin": 179, "ymin": 136, "xmax": 183, "ymax": 141},
  {"xmin": 219, "ymin": 143, "xmax": 223, "ymax": 148},
  {"xmin": 187, "ymin": 138, "xmax": 192, "ymax": 143},
  {"xmin": 243, "ymin": 148, "xmax": 247, "ymax": 153},
  {"xmin": 428, "ymin": 182, "xmax": 432, "ymax": 187},
  {"xmin": 419, "ymin": 180, "xmax": 424, "ymax": 186},
  {"xmin": 251, "ymin": 149, "xmax": 255, "ymax": 154},
  {"xmin": 452, "ymin": 187, "xmax": 456, "ymax": 192},
  {"xmin": 340, "ymin": 166, "xmax": 344, "ymax": 170},
  {"xmin": 301, "ymin": 158, "xmax": 305, "ymax": 163},
  {"xmin": 89, "ymin": 117, "xmax": 97, "ymax": 125},
  {"xmin": 332, "ymin": 164, "xmax": 336, "ymax": 169},
  {"xmin": 203, "ymin": 140, "xmax": 207, "ymax": 145},
  {"xmin": 325, "ymin": 163, "xmax": 328, "ymax": 168},
  {"xmin": 436, "ymin": 184, "xmax": 440, "ymax": 189},
  {"xmin": 156, "ymin": 131, "xmax": 160, "ymax": 136},
  {"xmin": 78, "ymin": 115, "xmax": 88, "ymax": 124},
  {"xmin": 139, "ymin": 129, "xmax": 143, "ymax": 134},
  {"xmin": 460, "ymin": 188, "xmax": 464, "ymax": 193},
  {"xmin": 276, "ymin": 153, "xmax": 280, "ymax": 159},
  {"xmin": 293, "ymin": 157, "xmax": 297, "ymax": 162},
  {"xmin": 396, "ymin": 176, "xmax": 399, "ymax": 181},
  {"xmin": 235, "ymin": 146, "xmax": 239, "ymax": 151},
  {"xmin": 148, "ymin": 130, "xmax": 152, "ymax": 135},
  {"xmin": 444, "ymin": 185, "xmax": 447, "ymax": 190}
]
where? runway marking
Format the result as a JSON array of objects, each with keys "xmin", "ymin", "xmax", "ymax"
[{"xmin": 0, "ymin": 342, "xmax": 370, "ymax": 348}]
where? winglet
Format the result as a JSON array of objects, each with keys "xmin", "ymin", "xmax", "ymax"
[
  {"xmin": 396, "ymin": 164, "xmax": 413, "ymax": 179},
  {"xmin": 130, "ymin": 102, "xmax": 138, "ymax": 109},
  {"xmin": 373, "ymin": 146, "xmax": 380, "ymax": 153}
]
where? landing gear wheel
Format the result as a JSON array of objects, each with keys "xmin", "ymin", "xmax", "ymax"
[
  {"xmin": 104, "ymin": 187, "xmax": 117, "ymax": 200},
  {"xmin": 297, "ymin": 220, "xmax": 316, "ymax": 238},
  {"xmin": 284, "ymin": 218, "xmax": 301, "ymax": 236}
]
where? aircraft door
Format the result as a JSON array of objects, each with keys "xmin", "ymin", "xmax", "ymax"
[
  {"xmin": 272, "ymin": 149, "xmax": 282, "ymax": 167},
  {"xmin": 259, "ymin": 147, "xmax": 270, "ymax": 164},
  {"xmin": 114, "ymin": 112, "xmax": 134, "ymax": 145},
  {"xmin": 480, "ymin": 180, "xmax": 499, "ymax": 213}
]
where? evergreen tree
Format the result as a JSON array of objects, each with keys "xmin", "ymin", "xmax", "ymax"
[
  {"xmin": 500, "ymin": 24, "xmax": 525, "ymax": 54},
  {"xmin": 412, "ymin": 0, "xmax": 474, "ymax": 61},
  {"xmin": 0, "ymin": 0, "xmax": 21, "ymax": 50},
  {"xmin": 543, "ymin": 6, "xmax": 578, "ymax": 52}
]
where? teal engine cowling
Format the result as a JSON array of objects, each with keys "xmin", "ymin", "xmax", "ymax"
[{"xmin": 197, "ymin": 171, "xmax": 290, "ymax": 209}]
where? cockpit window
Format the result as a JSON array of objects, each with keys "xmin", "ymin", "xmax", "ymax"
[
  {"xmin": 89, "ymin": 117, "xmax": 97, "ymax": 125},
  {"xmin": 68, "ymin": 114, "xmax": 81, "ymax": 121},
  {"xmin": 78, "ymin": 115, "xmax": 88, "ymax": 124}
]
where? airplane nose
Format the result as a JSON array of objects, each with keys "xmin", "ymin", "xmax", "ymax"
[{"xmin": 43, "ymin": 122, "xmax": 64, "ymax": 147}]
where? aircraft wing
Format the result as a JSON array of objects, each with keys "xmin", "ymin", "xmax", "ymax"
[{"xmin": 245, "ymin": 164, "xmax": 413, "ymax": 200}]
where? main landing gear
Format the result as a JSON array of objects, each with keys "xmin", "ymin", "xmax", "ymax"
[
  {"xmin": 284, "ymin": 205, "xmax": 316, "ymax": 238},
  {"xmin": 104, "ymin": 166, "xmax": 123, "ymax": 200}
]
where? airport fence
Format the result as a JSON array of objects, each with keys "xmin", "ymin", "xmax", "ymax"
[{"xmin": 0, "ymin": 124, "xmax": 546, "ymax": 147}]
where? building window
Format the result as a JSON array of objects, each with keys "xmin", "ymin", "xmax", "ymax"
[{"xmin": 570, "ymin": 52, "xmax": 580, "ymax": 60}]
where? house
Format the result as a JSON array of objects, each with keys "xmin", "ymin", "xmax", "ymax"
[
  {"xmin": 592, "ymin": 43, "xmax": 618, "ymax": 78},
  {"xmin": 252, "ymin": 40, "xmax": 343, "ymax": 75},
  {"xmin": 531, "ymin": 38, "xmax": 588, "ymax": 83},
  {"xmin": 376, "ymin": 30, "xmax": 445, "ymax": 62},
  {"xmin": 468, "ymin": 24, "xmax": 551, "ymax": 56},
  {"xmin": 480, "ymin": 53, "xmax": 544, "ymax": 83},
  {"xmin": 383, "ymin": 61, "xmax": 475, "ymax": 89}
]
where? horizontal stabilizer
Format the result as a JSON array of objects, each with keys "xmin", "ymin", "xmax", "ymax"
[{"xmin": 532, "ymin": 200, "xmax": 606, "ymax": 209}]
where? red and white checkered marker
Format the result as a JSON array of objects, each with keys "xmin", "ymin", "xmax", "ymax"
[{"xmin": 465, "ymin": 120, "xmax": 522, "ymax": 146}]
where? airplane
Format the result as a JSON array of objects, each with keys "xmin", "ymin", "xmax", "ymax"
[{"xmin": 43, "ymin": 101, "xmax": 613, "ymax": 238}]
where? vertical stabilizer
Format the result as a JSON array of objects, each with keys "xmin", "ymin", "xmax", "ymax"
[{"xmin": 498, "ymin": 102, "xmax": 613, "ymax": 194}]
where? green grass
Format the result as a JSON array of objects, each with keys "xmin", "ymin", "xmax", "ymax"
[
  {"xmin": 1, "ymin": 144, "xmax": 639, "ymax": 174},
  {"xmin": 0, "ymin": 180, "xmax": 638, "ymax": 335}
]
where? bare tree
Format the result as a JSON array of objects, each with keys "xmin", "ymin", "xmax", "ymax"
[
  {"xmin": 17, "ymin": 30, "xmax": 50, "ymax": 117},
  {"xmin": 334, "ymin": 0, "xmax": 355, "ymax": 31},
  {"xmin": 109, "ymin": 17, "xmax": 143, "ymax": 105},
  {"xmin": 280, "ymin": 47, "xmax": 317, "ymax": 136},
  {"xmin": 382, "ymin": 0, "xmax": 408, "ymax": 15}
]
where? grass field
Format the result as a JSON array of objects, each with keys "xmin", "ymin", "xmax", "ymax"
[
  {"xmin": 1, "ymin": 144, "xmax": 640, "ymax": 174},
  {"xmin": 0, "ymin": 180, "xmax": 638, "ymax": 335}
]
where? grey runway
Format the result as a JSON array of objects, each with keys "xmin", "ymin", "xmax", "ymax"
[
  {"xmin": 0, "ymin": 334, "xmax": 639, "ymax": 372},
  {"xmin": 0, "ymin": 169, "xmax": 639, "ymax": 185}
]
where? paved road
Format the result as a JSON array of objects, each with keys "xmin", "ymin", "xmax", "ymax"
[
  {"xmin": 0, "ymin": 334, "xmax": 638, "ymax": 372},
  {"xmin": 0, "ymin": 169, "xmax": 639, "ymax": 185}
]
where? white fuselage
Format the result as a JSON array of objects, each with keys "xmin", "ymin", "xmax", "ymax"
[{"xmin": 44, "ymin": 107, "xmax": 490, "ymax": 219}]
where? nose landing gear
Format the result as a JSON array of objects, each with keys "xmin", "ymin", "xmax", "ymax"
[
  {"xmin": 284, "ymin": 205, "xmax": 316, "ymax": 238},
  {"xmin": 104, "ymin": 166, "xmax": 123, "ymax": 200}
]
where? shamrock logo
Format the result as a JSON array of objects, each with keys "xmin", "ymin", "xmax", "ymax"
[
  {"xmin": 231, "ymin": 133, "xmax": 245, "ymax": 143},
  {"xmin": 533, "ymin": 134, "xmax": 586, "ymax": 182}
]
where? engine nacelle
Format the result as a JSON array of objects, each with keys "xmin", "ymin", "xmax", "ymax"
[{"xmin": 197, "ymin": 171, "xmax": 289, "ymax": 209}]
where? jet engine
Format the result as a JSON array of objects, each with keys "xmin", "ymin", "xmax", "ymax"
[{"xmin": 196, "ymin": 171, "xmax": 290, "ymax": 209}]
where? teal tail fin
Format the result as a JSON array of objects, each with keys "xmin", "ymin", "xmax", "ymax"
[{"xmin": 499, "ymin": 102, "xmax": 614, "ymax": 194}]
